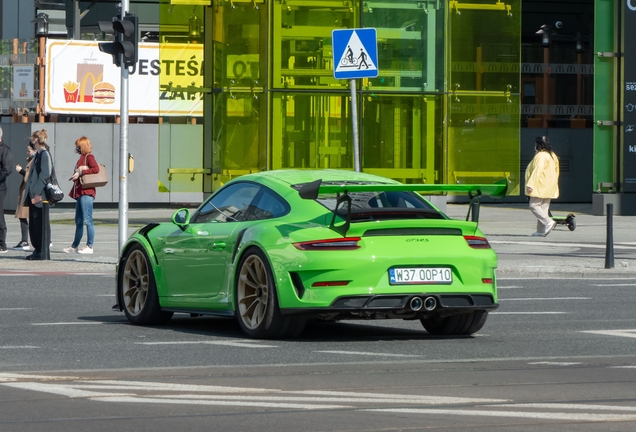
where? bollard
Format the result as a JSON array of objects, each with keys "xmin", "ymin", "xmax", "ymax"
[
  {"xmin": 41, "ymin": 200, "xmax": 50, "ymax": 260},
  {"xmin": 470, "ymin": 200, "xmax": 480, "ymax": 223},
  {"xmin": 605, "ymin": 203, "xmax": 614, "ymax": 269}
]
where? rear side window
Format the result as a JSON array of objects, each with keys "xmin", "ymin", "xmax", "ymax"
[{"xmin": 242, "ymin": 187, "xmax": 290, "ymax": 220}]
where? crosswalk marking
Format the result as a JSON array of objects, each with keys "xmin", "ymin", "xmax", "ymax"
[
  {"xmin": 3, "ymin": 374, "xmax": 636, "ymax": 423},
  {"xmin": 363, "ymin": 408, "xmax": 636, "ymax": 422},
  {"xmin": 580, "ymin": 329, "xmax": 636, "ymax": 339}
]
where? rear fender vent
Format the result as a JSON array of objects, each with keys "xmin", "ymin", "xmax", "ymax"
[
  {"xmin": 364, "ymin": 228, "xmax": 463, "ymax": 237},
  {"xmin": 289, "ymin": 272, "xmax": 305, "ymax": 299}
]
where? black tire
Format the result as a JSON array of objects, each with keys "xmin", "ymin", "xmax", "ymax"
[
  {"xmin": 421, "ymin": 311, "xmax": 488, "ymax": 336},
  {"xmin": 235, "ymin": 248, "xmax": 306, "ymax": 339},
  {"xmin": 118, "ymin": 244, "xmax": 173, "ymax": 325},
  {"xmin": 567, "ymin": 215, "xmax": 576, "ymax": 231}
]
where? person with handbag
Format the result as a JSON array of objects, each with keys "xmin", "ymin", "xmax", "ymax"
[
  {"xmin": 24, "ymin": 129, "xmax": 52, "ymax": 260},
  {"xmin": 64, "ymin": 136, "xmax": 99, "ymax": 255},
  {"xmin": 13, "ymin": 136, "xmax": 37, "ymax": 251}
]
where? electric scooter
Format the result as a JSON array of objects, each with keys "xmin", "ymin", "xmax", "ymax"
[{"xmin": 548, "ymin": 210, "xmax": 576, "ymax": 231}]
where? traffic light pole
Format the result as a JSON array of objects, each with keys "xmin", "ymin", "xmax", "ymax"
[{"xmin": 118, "ymin": 0, "xmax": 130, "ymax": 257}]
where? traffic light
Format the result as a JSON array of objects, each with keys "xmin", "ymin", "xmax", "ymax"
[{"xmin": 98, "ymin": 13, "xmax": 138, "ymax": 68}]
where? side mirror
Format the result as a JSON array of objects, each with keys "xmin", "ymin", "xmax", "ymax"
[{"xmin": 172, "ymin": 208, "xmax": 190, "ymax": 227}]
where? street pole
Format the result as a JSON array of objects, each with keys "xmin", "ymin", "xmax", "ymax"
[
  {"xmin": 118, "ymin": 0, "xmax": 130, "ymax": 257},
  {"xmin": 350, "ymin": 78, "xmax": 360, "ymax": 172}
]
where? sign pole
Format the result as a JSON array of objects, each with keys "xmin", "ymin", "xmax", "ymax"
[
  {"xmin": 350, "ymin": 78, "xmax": 361, "ymax": 172},
  {"xmin": 118, "ymin": 0, "xmax": 130, "ymax": 257}
]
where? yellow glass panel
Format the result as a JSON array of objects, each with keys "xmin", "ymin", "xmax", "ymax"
[
  {"xmin": 447, "ymin": 0, "xmax": 520, "ymax": 195},
  {"xmin": 272, "ymin": 0, "xmax": 356, "ymax": 89},
  {"xmin": 362, "ymin": 94, "xmax": 442, "ymax": 184},
  {"xmin": 363, "ymin": 0, "xmax": 444, "ymax": 92},
  {"xmin": 271, "ymin": 92, "xmax": 353, "ymax": 169}
]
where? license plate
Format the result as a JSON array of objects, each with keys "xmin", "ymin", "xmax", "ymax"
[{"xmin": 389, "ymin": 267, "xmax": 452, "ymax": 285}]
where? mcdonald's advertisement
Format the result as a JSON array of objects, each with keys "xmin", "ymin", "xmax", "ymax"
[{"xmin": 45, "ymin": 40, "xmax": 203, "ymax": 116}]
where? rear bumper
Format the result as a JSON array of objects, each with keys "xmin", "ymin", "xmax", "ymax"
[{"xmin": 281, "ymin": 293, "xmax": 499, "ymax": 317}]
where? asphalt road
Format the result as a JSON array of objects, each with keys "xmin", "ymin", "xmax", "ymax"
[{"xmin": 1, "ymin": 275, "xmax": 636, "ymax": 430}]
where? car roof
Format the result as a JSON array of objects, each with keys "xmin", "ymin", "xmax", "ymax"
[{"xmin": 236, "ymin": 169, "xmax": 401, "ymax": 189}]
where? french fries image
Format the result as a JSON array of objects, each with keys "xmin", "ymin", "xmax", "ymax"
[{"xmin": 63, "ymin": 81, "xmax": 80, "ymax": 103}]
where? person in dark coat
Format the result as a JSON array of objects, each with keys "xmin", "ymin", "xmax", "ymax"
[
  {"xmin": 24, "ymin": 129, "xmax": 52, "ymax": 260},
  {"xmin": 13, "ymin": 136, "xmax": 37, "ymax": 251},
  {"xmin": 0, "ymin": 126, "xmax": 14, "ymax": 253}
]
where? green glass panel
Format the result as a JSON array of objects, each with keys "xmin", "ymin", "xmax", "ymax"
[
  {"xmin": 362, "ymin": 0, "xmax": 444, "ymax": 92},
  {"xmin": 362, "ymin": 94, "xmax": 442, "ymax": 184},
  {"xmin": 271, "ymin": 92, "xmax": 353, "ymax": 169},
  {"xmin": 447, "ymin": 0, "xmax": 521, "ymax": 195},
  {"xmin": 272, "ymin": 0, "xmax": 356, "ymax": 89}
]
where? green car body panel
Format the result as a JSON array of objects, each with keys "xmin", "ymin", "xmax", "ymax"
[{"xmin": 117, "ymin": 169, "xmax": 503, "ymax": 336}]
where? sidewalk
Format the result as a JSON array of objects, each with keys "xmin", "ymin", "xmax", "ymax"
[{"xmin": 1, "ymin": 203, "xmax": 635, "ymax": 278}]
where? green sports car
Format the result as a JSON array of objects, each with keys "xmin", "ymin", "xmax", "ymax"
[{"xmin": 114, "ymin": 169, "xmax": 507, "ymax": 339}]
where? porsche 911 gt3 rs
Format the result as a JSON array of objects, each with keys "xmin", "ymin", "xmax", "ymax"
[{"xmin": 115, "ymin": 169, "xmax": 507, "ymax": 339}]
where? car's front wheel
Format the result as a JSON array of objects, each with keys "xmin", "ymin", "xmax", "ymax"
[
  {"xmin": 420, "ymin": 311, "xmax": 488, "ymax": 336},
  {"xmin": 236, "ymin": 248, "xmax": 305, "ymax": 339},
  {"xmin": 119, "ymin": 244, "xmax": 173, "ymax": 325}
]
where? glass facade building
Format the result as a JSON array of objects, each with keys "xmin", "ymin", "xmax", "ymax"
[{"xmin": 161, "ymin": 0, "xmax": 521, "ymax": 195}]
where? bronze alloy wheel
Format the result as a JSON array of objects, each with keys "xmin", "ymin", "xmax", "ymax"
[
  {"xmin": 122, "ymin": 249, "xmax": 150, "ymax": 317},
  {"xmin": 237, "ymin": 254, "xmax": 270, "ymax": 330}
]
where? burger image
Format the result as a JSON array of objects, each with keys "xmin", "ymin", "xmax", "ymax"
[{"xmin": 92, "ymin": 81, "xmax": 115, "ymax": 104}]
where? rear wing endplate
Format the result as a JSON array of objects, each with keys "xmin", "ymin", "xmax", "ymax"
[{"xmin": 298, "ymin": 179, "xmax": 508, "ymax": 234}]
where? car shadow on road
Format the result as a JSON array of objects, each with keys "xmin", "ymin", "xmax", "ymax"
[{"xmin": 79, "ymin": 314, "xmax": 476, "ymax": 341}]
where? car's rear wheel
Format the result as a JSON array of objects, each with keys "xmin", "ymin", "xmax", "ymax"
[
  {"xmin": 119, "ymin": 244, "xmax": 173, "ymax": 325},
  {"xmin": 420, "ymin": 311, "xmax": 488, "ymax": 336},
  {"xmin": 236, "ymin": 248, "xmax": 306, "ymax": 339}
]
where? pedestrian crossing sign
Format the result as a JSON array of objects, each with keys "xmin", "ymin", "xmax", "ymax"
[{"xmin": 332, "ymin": 28, "xmax": 378, "ymax": 79}]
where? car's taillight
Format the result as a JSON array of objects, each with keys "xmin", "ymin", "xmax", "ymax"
[
  {"xmin": 464, "ymin": 235, "xmax": 491, "ymax": 249},
  {"xmin": 293, "ymin": 237, "xmax": 361, "ymax": 251}
]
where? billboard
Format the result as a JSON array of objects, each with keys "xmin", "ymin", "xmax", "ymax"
[{"xmin": 45, "ymin": 40, "xmax": 203, "ymax": 116}]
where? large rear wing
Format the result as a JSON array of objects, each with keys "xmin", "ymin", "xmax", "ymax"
[{"xmin": 298, "ymin": 179, "xmax": 508, "ymax": 235}]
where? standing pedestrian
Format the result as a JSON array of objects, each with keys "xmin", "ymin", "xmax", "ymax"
[
  {"xmin": 24, "ymin": 129, "xmax": 52, "ymax": 260},
  {"xmin": 525, "ymin": 136, "xmax": 560, "ymax": 237},
  {"xmin": 64, "ymin": 136, "xmax": 98, "ymax": 254},
  {"xmin": 13, "ymin": 135, "xmax": 37, "ymax": 251},
  {"xmin": 0, "ymin": 126, "xmax": 14, "ymax": 254}
]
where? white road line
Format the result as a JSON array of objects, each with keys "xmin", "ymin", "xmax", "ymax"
[
  {"xmin": 580, "ymin": 329, "xmax": 636, "ymax": 339},
  {"xmin": 610, "ymin": 366, "xmax": 636, "ymax": 369},
  {"xmin": 31, "ymin": 322, "xmax": 103, "ymax": 326},
  {"xmin": 486, "ymin": 403, "xmax": 636, "ymax": 412},
  {"xmin": 0, "ymin": 274, "xmax": 39, "ymax": 277},
  {"xmin": 315, "ymin": 350, "xmax": 420, "ymax": 358},
  {"xmin": 527, "ymin": 362, "xmax": 582, "ymax": 366},
  {"xmin": 136, "ymin": 341, "xmax": 278, "ymax": 348},
  {"xmin": 0, "ymin": 346, "xmax": 38, "ymax": 349},
  {"xmin": 491, "ymin": 240, "xmax": 636, "ymax": 250},
  {"xmin": 491, "ymin": 312, "xmax": 567, "ymax": 315},
  {"xmin": 0, "ymin": 308, "xmax": 32, "ymax": 311},
  {"xmin": 290, "ymin": 390, "xmax": 507, "ymax": 404},
  {"xmin": 363, "ymin": 408, "xmax": 636, "ymax": 422},
  {"xmin": 499, "ymin": 297, "xmax": 590, "ymax": 301},
  {"xmin": 497, "ymin": 286, "xmax": 525, "ymax": 289},
  {"xmin": 592, "ymin": 284, "xmax": 636, "ymax": 287},
  {"xmin": 0, "ymin": 373, "xmax": 78, "ymax": 382},
  {"xmin": 94, "ymin": 395, "xmax": 350, "ymax": 410},
  {"xmin": 76, "ymin": 380, "xmax": 280, "ymax": 393}
]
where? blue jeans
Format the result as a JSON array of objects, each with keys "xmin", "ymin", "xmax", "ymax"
[{"xmin": 72, "ymin": 195, "xmax": 94, "ymax": 248}]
